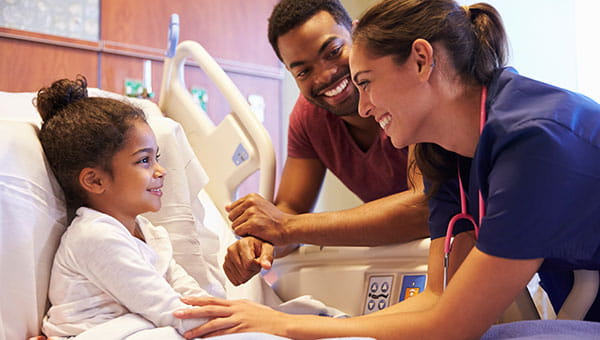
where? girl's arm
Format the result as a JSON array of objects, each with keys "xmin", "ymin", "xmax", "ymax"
[
  {"xmin": 166, "ymin": 259, "xmax": 211, "ymax": 298},
  {"xmin": 73, "ymin": 223, "xmax": 207, "ymax": 334}
]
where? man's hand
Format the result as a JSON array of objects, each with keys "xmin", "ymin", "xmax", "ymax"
[
  {"xmin": 226, "ymin": 193, "xmax": 291, "ymax": 245},
  {"xmin": 223, "ymin": 236, "xmax": 273, "ymax": 286}
]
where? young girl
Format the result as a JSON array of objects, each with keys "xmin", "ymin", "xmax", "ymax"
[{"xmin": 37, "ymin": 76, "xmax": 209, "ymax": 338}]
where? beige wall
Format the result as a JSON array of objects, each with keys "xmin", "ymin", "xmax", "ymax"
[{"xmin": 340, "ymin": 0, "xmax": 379, "ymax": 18}]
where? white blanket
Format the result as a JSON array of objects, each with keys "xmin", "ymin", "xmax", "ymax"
[{"xmin": 62, "ymin": 314, "xmax": 372, "ymax": 340}]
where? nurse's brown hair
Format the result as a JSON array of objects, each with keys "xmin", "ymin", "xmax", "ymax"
[{"xmin": 353, "ymin": 0, "xmax": 508, "ymax": 195}]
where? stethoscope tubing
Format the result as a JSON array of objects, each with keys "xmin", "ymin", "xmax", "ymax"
[{"xmin": 443, "ymin": 86, "xmax": 487, "ymax": 290}]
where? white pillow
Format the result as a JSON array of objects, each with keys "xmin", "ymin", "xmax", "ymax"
[{"xmin": 0, "ymin": 120, "xmax": 67, "ymax": 340}]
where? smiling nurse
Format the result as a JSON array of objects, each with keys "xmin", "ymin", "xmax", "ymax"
[{"xmin": 174, "ymin": 1, "xmax": 600, "ymax": 339}]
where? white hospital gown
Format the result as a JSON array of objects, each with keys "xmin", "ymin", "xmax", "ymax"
[{"xmin": 42, "ymin": 207, "xmax": 210, "ymax": 337}]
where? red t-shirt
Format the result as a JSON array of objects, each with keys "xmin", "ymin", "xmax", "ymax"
[{"xmin": 287, "ymin": 95, "xmax": 409, "ymax": 202}]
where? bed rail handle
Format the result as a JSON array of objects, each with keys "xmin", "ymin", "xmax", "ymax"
[
  {"xmin": 171, "ymin": 40, "xmax": 275, "ymax": 201},
  {"xmin": 159, "ymin": 40, "xmax": 275, "ymax": 220}
]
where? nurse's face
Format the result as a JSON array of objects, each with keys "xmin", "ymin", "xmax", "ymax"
[
  {"xmin": 349, "ymin": 43, "xmax": 431, "ymax": 148},
  {"xmin": 277, "ymin": 11, "xmax": 358, "ymax": 117}
]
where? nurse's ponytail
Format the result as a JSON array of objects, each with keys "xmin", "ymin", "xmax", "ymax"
[
  {"xmin": 464, "ymin": 3, "xmax": 508, "ymax": 85},
  {"xmin": 353, "ymin": 0, "xmax": 508, "ymax": 195}
]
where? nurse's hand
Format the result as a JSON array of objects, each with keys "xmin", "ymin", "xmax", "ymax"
[
  {"xmin": 226, "ymin": 193, "xmax": 291, "ymax": 245},
  {"xmin": 223, "ymin": 236, "xmax": 273, "ymax": 285},
  {"xmin": 175, "ymin": 296, "xmax": 287, "ymax": 339}
]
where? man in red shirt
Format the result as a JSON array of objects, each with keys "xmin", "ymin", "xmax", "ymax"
[{"xmin": 223, "ymin": 0, "xmax": 429, "ymax": 285}]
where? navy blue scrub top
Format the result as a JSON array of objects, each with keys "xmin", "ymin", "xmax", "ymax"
[{"xmin": 427, "ymin": 68, "xmax": 600, "ymax": 320}]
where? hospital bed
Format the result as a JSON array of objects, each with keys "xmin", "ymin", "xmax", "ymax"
[{"xmin": 1, "ymin": 14, "xmax": 599, "ymax": 340}]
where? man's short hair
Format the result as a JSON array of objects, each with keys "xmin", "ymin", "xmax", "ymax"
[{"xmin": 268, "ymin": 0, "xmax": 352, "ymax": 61}]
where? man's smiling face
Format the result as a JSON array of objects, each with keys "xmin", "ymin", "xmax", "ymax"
[{"xmin": 278, "ymin": 10, "xmax": 359, "ymax": 116}]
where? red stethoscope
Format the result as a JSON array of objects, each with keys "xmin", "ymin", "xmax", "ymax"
[{"xmin": 443, "ymin": 86, "xmax": 487, "ymax": 290}]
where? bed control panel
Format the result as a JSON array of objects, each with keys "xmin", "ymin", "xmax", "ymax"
[
  {"xmin": 363, "ymin": 275, "xmax": 394, "ymax": 314},
  {"xmin": 363, "ymin": 273, "xmax": 427, "ymax": 315},
  {"xmin": 399, "ymin": 274, "xmax": 426, "ymax": 301}
]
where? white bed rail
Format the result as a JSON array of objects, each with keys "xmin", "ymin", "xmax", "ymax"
[{"xmin": 158, "ymin": 37, "xmax": 275, "ymax": 222}]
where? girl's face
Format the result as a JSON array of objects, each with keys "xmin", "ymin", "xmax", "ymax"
[
  {"xmin": 100, "ymin": 121, "xmax": 166, "ymax": 225},
  {"xmin": 349, "ymin": 43, "xmax": 432, "ymax": 148}
]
